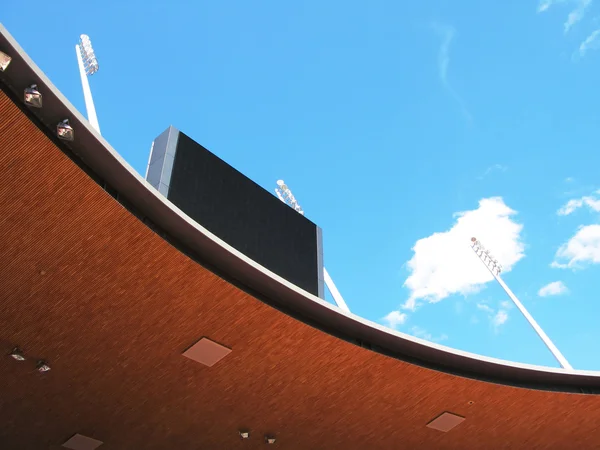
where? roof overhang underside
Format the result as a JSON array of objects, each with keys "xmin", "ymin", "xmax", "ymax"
[{"xmin": 1, "ymin": 23, "xmax": 600, "ymax": 449}]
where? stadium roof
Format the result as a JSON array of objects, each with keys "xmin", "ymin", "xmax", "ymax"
[{"xmin": 1, "ymin": 24, "xmax": 600, "ymax": 449}]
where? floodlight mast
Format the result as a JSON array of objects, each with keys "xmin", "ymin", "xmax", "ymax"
[
  {"xmin": 275, "ymin": 180, "xmax": 304, "ymax": 215},
  {"xmin": 323, "ymin": 267, "xmax": 350, "ymax": 312},
  {"xmin": 275, "ymin": 180, "xmax": 351, "ymax": 313},
  {"xmin": 470, "ymin": 237, "xmax": 573, "ymax": 370},
  {"xmin": 76, "ymin": 34, "xmax": 100, "ymax": 134}
]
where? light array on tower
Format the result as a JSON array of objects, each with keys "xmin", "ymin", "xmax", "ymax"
[
  {"xmin": 470, "ymin": 237, "xmax": 502, "ymax": 276},
  {"xmin": 275, "ymin": 180, "xmax": 304, "ymax": 215},
  {"xmin": 78, "ymin": 34, "xmax": 99, "ymax": 76}
]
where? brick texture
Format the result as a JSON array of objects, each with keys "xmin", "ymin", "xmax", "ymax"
[{"xmin": 0, "ymin": 91, "xmax": 599, "ymax": 449}]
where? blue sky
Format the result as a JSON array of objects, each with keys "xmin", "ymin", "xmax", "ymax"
[{"xmin": 4, "ymin": 0, "xmax": 600, "ymax": 369}]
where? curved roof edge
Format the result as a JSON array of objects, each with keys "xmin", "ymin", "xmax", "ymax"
[{"xmin": 2, "ymin": 23, "xmax": 599, "ymax": 393}]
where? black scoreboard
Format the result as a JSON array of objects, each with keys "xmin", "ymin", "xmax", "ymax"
[{"xmin": 146, "ymin": 127, "xmax": 324, "ymax": 297}]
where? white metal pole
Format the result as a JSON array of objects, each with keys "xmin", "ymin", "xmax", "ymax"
[
  {"xmin": 76, "ymin": 44, "xmax": 100, "ymax": 134},
  {"xmin": 324, "ymin": 267, "xmax": 350, "ymax": 313},
  {"xmin": 494, "ymin": 274, "xmax": 572, "ymax": 369},
  {"xmin": 471, "ymin": 239, "xmax": 572, "ymax": 370},
  {"xmin": 274, "ymin": 180, "xmax": 351, "ymax": 313}
]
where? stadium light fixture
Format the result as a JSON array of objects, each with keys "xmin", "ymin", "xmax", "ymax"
[
  {"xmin": 274, "ymin": 180, "xmax": 351, "ymax": 313},
  {"xmin": 57, "ymin": 119, "xmax": 74, "ymax": 141},
  {"xmin": 24, "ymin": 84, "xmax": 42, "ymax": 108},
  {"xmin": 79, "ymin": 35, "xmax": 99, "ymax": 76},
  {"xmin": 36, "ymin": 360, "xmax": 51, "ymax": 373},
  {"xmin": 9, "ymin": 347, "xmax": 25, "ymax": 361},
  {"xmin": 76, "ymin": 34, "xmax": 101, "ymax": 133},
  {"xmin": 0, "ymin": 50, "xmax": 11, "ymax": 71},
  {"xmin": 470, "ymin": 237, "xmax": 572, "ymax": 370},
  {"xmin": 275, "ymin": 180, "xmax": 304, "ymax": 215}
]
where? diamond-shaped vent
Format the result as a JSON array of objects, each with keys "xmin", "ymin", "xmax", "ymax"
[
  {"xmin": 426, "ymin": 412, "xmax": 465, "ymax": 432},
  {"xmin": 183, "ymin": 337, "xmax": 231, "ymax": 367},
  {"xmin": 62, "ymin": 434, "xmax": 103, "ymax": 450}
]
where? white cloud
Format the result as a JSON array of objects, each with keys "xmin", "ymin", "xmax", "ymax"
[
  {"xmin": 558, "ymin": 197, "xmax": 600, "ymax": 215},
  {"xmin": 476, "ymin": 303, "xmax": 494, "ymax": 313},
  {"xmin": 477, "ymin": 164, "xmax": 507, "ymax": 180},
  {"xmin": 537, "ymin": 0, "xmax": 565, "ymax": 12},
  {"xmin": 492, "ymin": 310, "xmax": 509, "ymax": 327},
  {"xmin": 565, "ymin": 0, "xmax": 592, "ymax": 32},
  {"xmin": 432, "ymin": 23, "xmax": 473, "ymax": 123},
  {"xmin": 538, "ymin": 281, "xmax": 569, "ymax": 297},
  {"xmin": 538, "ymin": 0, "xmax": 552, "ymax": 11},
  {"xmin": 382, "ymin": 310, "xmax": 407, "ymax": 329},
  {"xmin": 409, "ymin": 326, "xmax": 448, "ymax": 343},
  {"xmin": 579, "ymin": 29, "xmax": 600, "ymax": 56},
  {"xmin": 552, "ymin": 224, "xmax": 600, "ymax": 268},
  {"xmin": 558, "ymin": 199, "xmax": 581, "ymax": 216},
  {"xmin": 477, "ymin": 302, "xmax": 510, "ymax": 329},
  {"xmin": 402, "ymin": 197, "xmax": 525, "ymax": 310},
  {"xmin": 557, "ymin": 190, "xmax": 600, "ymax": 215},
  {"xmin": 500, "ymin": 300, "xmax": 512, "ymax": 309},
  {"xmin": 538, "ymin": 0, "xmax": 593, "ymax": 34},
  {"xmin": 434, "ymin": 23, "xmax": 455, "ymax": 86}
]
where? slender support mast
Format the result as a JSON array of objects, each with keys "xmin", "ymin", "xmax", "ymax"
[
  {"xmin": 470, "ymin": 237, "xmax": 572, "ymax": 370},
  {"xmin": 275, "ymin": 180, "xmax": 351, "ymax": 313},
  {"xmin": 323, "ymin": 267, "xmax": 350, "ymax": 312},
  {"xmin": 76, "ymin": 35, "xmax": 100, "ymax": 134}
]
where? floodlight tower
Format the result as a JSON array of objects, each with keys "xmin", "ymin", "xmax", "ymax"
[
  {"xmin": 76, "ymin": 34, "xmax": 101, "ymax": 134},
  {"xmin": 470, "ymin": 237, "xmax": 572, "ymax": 370},
  {"xmin": 275, "ymin": 180, "xmax": 351, "ymax": 313}
]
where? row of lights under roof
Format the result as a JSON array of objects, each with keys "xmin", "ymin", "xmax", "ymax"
[
  {"xmin": 0, "ymin": 50, "xmax": 75, "ymax": 141},
  {"xmin": 240, "ymin": 431, "xmax": 276, "ymax": 444},
  {"xmin": 1, "ymin": 48, "xmax": 284, "ymax": 445},
  {"xmin": 9, "ymin": 347, "xmax": 51, "ymax": 372}
]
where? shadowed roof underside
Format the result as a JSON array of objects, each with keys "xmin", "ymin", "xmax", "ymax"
[{"xmin": 1, "ymin": 80, "xmax": 600, "ymax": 450}]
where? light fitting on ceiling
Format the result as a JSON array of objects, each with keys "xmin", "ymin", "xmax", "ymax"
[
  {"xmin": 36, "ymin": 360, "xmax": 51, "ymax": 373},
  {"xmin": 24, "ymin": 84, "xmax": 42, "ymax": 108},
  {"xmin": 265, "ymin": 436, "xmax": 276, "ymax": 444},
  {"xmin": 239, "ymin": 431, "xmax": 250, "ymax": 439},
  {"xmin": 57, "ymin": 119, "xmax": 74, "ymax": 141},
  {"xmin": 9, "ymin": 347, "xmax": 25, "ymax": 361},
  {"xmin": 0, "ymin": 50, "xmax": 11, "ymax": 71}
]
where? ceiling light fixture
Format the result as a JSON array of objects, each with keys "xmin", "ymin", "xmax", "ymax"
[
  {"xmin": 36, "ymin": 360, "xmax": 51, "ymax": 373},
  {"xmin": 24, "ymin": 84, "xmax": 42, "ymax": 108},
  {"xmin": 239, "ymin": 431, "xmax": 250, "ymax": 439},
  {"xmin": 0, "ymin": 51, "xmax": 11, "ymax": 71},
  {"xmin": 265, "ymin": 436, "xmax": 276, "ymax": 444},
  {"xmin": 57, "ymin": 119, "xmax": 74, "ymax": 141},
  {"xmin": 9, "ymin": 347, "xmax": 25, "ymax": 361}
]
